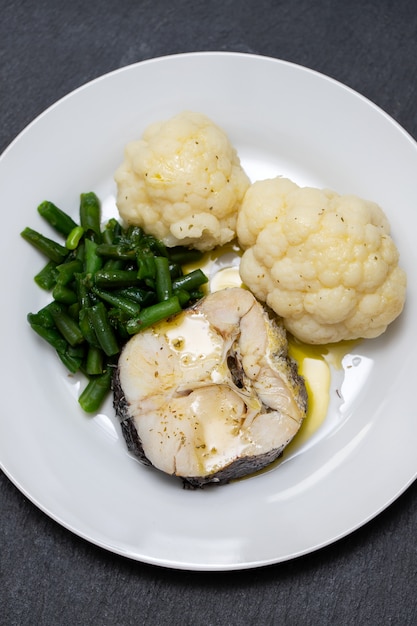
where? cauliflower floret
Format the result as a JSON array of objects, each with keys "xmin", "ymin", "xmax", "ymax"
[
  {"xmin": 237, "ymin": 177, "xmax": 407, "ymax": 344},
  {"xmin": 114, "ymin": 111, "xmax": 250, "ymax": 251}
]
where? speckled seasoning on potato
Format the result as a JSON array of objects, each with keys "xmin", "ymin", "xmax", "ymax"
[
  {"xmin": 236, "ymin": 176, "xmax": 407, "ymax": 344},
  {"xmin": 115, "ymin": 111, "xmax": 250, "ymax": 252}
]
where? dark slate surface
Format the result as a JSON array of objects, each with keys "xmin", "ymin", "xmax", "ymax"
[{"xmin": 1, "ymin": 1, "xmax": 417, "ymax": 624}]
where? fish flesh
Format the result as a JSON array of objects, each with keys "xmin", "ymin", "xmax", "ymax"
[{"xmin": 113, "ymin": 287, "xmax": 307, "ymax": 487}]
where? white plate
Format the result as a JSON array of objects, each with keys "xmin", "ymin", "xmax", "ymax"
[{"xmin": 1, "ymin": 52, "xmax": 416, "ymax": 571}]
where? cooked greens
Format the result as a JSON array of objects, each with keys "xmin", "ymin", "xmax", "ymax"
[{"xmin": 21, "ymin": 192, "xmax": 208, "ymax": 413}]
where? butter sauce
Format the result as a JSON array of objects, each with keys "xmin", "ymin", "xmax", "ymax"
[
  {"xmin": 162, "ymin": 310, "xmax": 229, "ymax": 385},
  {"xmin": 285, "ymin": 339, "xmax": 358, "ymax": 452}
]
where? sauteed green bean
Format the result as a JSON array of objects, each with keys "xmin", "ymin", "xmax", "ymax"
[{"xmin": 21, "ymin": 192, "xmax": 208, "ymax": 413}]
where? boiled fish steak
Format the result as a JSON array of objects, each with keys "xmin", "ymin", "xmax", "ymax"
[{"xmin": 113, "ymin": 287, "xmax": 308, "ymax": 487}]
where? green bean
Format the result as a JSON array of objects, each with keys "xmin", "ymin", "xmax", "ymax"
[
  {"xmin": 167, "ymin": 262, "xmax": 183, "ymax": 280},
  {"xmin": 94, "ymin": 269, "xmax": 140, "ymax": 289},
  {"xmin": 37, "ymin": 200, "xmax": 78, "ymax": 236},
  {"xmin": 155, "ymin": 256, "xmax": 173, "ymax": 302},
  {"xmin": 49, "ymin": 302, "xmax": 85, "ymax": 346},
  {"xmin": 75, "ymin": 273, "xmax": 91, "ymax": 309},
  {"xmin": 142, "ymin": 235, "xmax": 168, "ymax": 257},
  {"xmin": 66, "ymin": 225, "xmax": 84, "ymax": 250},
  {"xmin": 75, "ymin": 240, "xmax": 85, "ymax": 263},
  {"xmin": 85, "ymin": 345, "xmax": 105, "ymax": 376},
  {"xmin": 29, "ymin": 305, "xmax": 89, "ymax": 374},
  {"xmin": 107, "ymin": 308, "xmax": 131, "ymax": 341},
  {"xmin": 143, "ymin": 277, "xmax": 156, "ymax": 291},
  {"xmin": 102, "ymin": 218, "xmax": 123, "ymax": 245},
  {"xmin": 34, "ymin": 260, "xmax": 59, "ymax": 290},
  {"xmin": 88, "ymin": 302, "xmax": 119, "ymax": 356},
  {"xmin": 28, "ymin": 314, "xmax": 82, "ymax": 373},
  {"xmin": 58, "ymin": 345, "xmax": 85, "ymax": 373},
  {"xmin": 173, "ymin": 288, "xmax": 191, "ymax": 307},
  {"xmin": 79, "ymin": 307, "xmax": 99, "ymax": 346},
  {"xmin": 123, "ymin": 225, "xmax": 143, "ymax": 246},
  {"xmin": 56, "ymin": 259, "xmax": 83, "ymax": 286},
  {"xmin": 116, "ymin": 287, "xmax": 156, "ymax": 307},
  {"xmin": 68, "ymin": 302, "xmax": 80, "ymax": 320},
  {"xmin": 188, "ymin": 289, "xmax": 206, "ymax": 301},
  {"xmin": 27, "ymin": 303, "xmax": 56, "ymax": 328},
  {"xmin": 96, "ymin": 243, "xmax": 137, "ymax": 260},
  {"xmin": 103, "ymin": 258, "xmax": 125, "ymax": 271},
  {"xmin": 168, "ymin": 246, "xmax": 204, "ymax": 266},
  {"xmin": 84, "ymin": 238, "xmax": 103, "ymax": 275},
  {"xmin": 126, "ymin": 296, "xmax": 182, "ymax": 334},
  {"xmin": 80, "ymin": 192, "xmax": 101, "ymax": 239},
  {"xmin": 27, "ymin": 320, "xmax": 68, "ymax": 353},
  {"xmin": 21, "ymin": 227, "xmax": 69, "ymax": 263},
  {"xmin": 172, "ymin": 269, "xmax": 208, "ymax": 292},
  {"xmin": 136, "ymin": 249, "xmax": 156, "ymax": 280},
  {"xmin": 52, "ymin": 283, "xmax": 78, "ymax": 305},
  {"xmin": 78, "ymin": 369, "xmax": 112, "ymax": 413},
  {"xmin": 92, "ymin": 287, "xmax": 141, "ymax": 316}
]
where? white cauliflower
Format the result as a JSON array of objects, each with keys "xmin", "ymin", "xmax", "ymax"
[
  {"xmin": 236, "ymin": 177, "xmax": 407, "ymax": 344},
  {"xmin": 114, "ymin": 111, "xmax": 250, "ymax": 251}
]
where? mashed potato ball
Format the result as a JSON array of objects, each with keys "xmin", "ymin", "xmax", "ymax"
[
  {"xmin": 237, "ymin": 176, "xmax": 407, "ymax": 344},
  {"xmin": 115, "ymin": 111, "xmax": 250, "ymax": 251}
]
